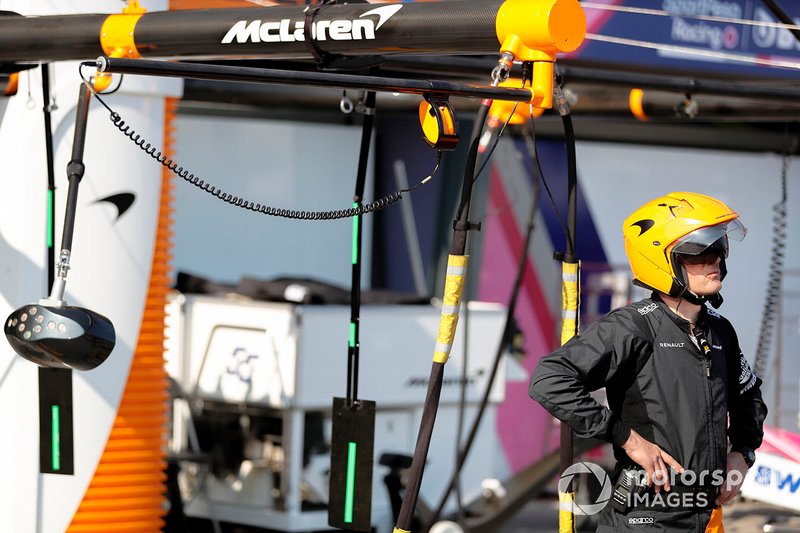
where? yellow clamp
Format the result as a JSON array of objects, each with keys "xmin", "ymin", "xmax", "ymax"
[
  {"xmin": 418, "ymin": 97, "xmax": 459, "ymax": 151},
  {"xmin": 433, "ymin": 255, "xmax": 469, "ymax": 364},
  {"xmin": 488, "ymin": 78, "xmax": 545, "ymax": 128},
  {"xmin": 95, "ymin": 0, "xmax": 146, "ymax": 92},
  {"xmin": 495, "ymin": 0, "xmax": 585, "ymax": 108},
  {"xmin": 629, "ymin": 88, "xmax": 649, "ymax": 122}
]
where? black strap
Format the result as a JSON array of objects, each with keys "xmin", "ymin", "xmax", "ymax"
[
  {"xmin": 303, "ymin": 1, "xmax": 341, "ymax": 69},
  {"xmin": 302, "ymin": 0, "xmax": 383, "ymax": 71}
]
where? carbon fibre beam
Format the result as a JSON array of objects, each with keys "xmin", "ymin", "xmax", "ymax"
[{"xmin": 0, "ymin": 0, "xmax": 581, "ymax": 63}]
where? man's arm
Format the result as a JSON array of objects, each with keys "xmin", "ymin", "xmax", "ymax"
[
  {"xmin": 728, "ymin": 348, "xmax": 768, "ymax": 452},
  {"xmin": 529, "ymin": 308, "xmax": 643, "ymax": 447},
  {"xmin": 529, "ymin": 307, "xmax": 684, "ymax": 489},
  {"xmin": 717, "ymin": 325, "xmax": 768, "ymax": 505}
]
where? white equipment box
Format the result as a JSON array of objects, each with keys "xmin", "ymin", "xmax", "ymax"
[{"xmin": 165, "ymin": 293, "xmax": 509, "ymax": 532}]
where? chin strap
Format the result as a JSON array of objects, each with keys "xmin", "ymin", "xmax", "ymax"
[{"xmin": 681, "ymin": 289, "xmax": 723, "ymax": 309}]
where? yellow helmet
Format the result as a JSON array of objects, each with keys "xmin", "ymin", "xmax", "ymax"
[{"xmin": 622, "ymin": 192, "xmax": 747, "ymax": 300}]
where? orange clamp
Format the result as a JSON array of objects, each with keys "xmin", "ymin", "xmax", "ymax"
[{"xmin": 96, "ymin": 1, "xmax": 146, "ymax": 91}]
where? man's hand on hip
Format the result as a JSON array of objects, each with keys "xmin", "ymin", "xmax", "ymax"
[{"xmin": 622, "ymin": 429, "xmax": 685, "ymax": 492}]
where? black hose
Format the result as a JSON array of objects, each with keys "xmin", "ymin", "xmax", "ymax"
[
  {"xmin": 393, "ymin": 101, "xmax": 490, "ymax": 533},
  {"xmin": 558, "ymin": 106, "xmax": 579, "ymax": 533},
  {"xmin": 425, "ymin": 129, "xmax": 543, "ymax": 530}
]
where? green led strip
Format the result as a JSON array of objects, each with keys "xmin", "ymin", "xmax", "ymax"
[
  {"xmin": 349, "ymin": 322, "xmax": 356, "ymax": 348},
  {"xmin": 351, "ymin": 202, "xmax": 359, "ymax": 265},
  {"xmin": 51, "ymin": 405, "xmax": 60, "ymax": 471},
  {"xmin": 47, "ymin": 190, "xmax": 54, "ymax": 248},
  {"xmin": 344, "ymin": 441, "xmax": 357, "ymax": 523}
]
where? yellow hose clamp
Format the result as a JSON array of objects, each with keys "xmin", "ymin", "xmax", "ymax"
[
  {"xmin": 96, "ymin": 0, "xmax": 146, "ymax": 92},
  {"xmin": 419, "ymin": 97, "xmax": 459, "ymax": 151},
  {"xmin": 495, "ymin": 0, "xmax": 585, "ymax": 108}
]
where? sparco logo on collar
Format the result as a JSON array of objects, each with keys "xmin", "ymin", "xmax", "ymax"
[
  {"xmin": 628, "ymin": 517, "xmax": 655, "ymax": 525},
  {"xmin": 637, "ymin": 303, "xmax": 658, "ymax": 315},
  {"xmin": 221, "ymin": 5, "xmax": 403, "ymax": 44}
]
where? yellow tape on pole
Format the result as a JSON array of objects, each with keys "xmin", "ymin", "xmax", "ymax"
[
  {"xmin": 560, "ymin": 261, "xmax": 580, "ymax": 346},
  {"xmin": 433, "ymin": 255, "xmax": 468, "ymax": 364},
  {"xmin": 559, "ymin": 491, "xmax": 576, "ymax": 533},
  {"xmin": 559, "ymin": 260, "xmax": 580, "ymax": 533}
]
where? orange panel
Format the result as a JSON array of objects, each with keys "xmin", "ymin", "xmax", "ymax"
[{"xmin": 67, "ymin": 98, "xmax": 178, "ymax": 533}]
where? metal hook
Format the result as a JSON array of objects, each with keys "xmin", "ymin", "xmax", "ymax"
[
  {"xmin": 675, "ymin": 93, "xmax": 699, "ymax": 119},
  {"xmin": 340, "ymin": 91, "xmax": 354, "ymax": 114},
  {"xmin": 26, "ymin": 71, "xmax": 36, "ymax": 109}
]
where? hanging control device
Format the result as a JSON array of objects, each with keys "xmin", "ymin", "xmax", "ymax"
[
  {"xmin": 5, "ymin": 304, "xmax": 114, "ymax": 371},
  {"xmin": 4, "ymin": 83, "xmax": 116, "ymax": 371}
]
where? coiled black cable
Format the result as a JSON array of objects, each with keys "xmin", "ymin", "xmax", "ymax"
[
  {"xmin": 753, "ymin": 139, "xmax": 795, "ymax": 378},
  {"xmin": 85, "ymin": 81, "xmax": 438, "ymax": 221}
]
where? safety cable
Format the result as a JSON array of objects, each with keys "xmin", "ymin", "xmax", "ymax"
[
  {"xmin": 581, "ymin": 2, "xmax": 800, "ymax": 32},
  {"xmin": 761, "ymin": 0, "xmax": 800, "ymax": 44},
  {"xmin": 585, "ymin": 33, "xmax": 800, "ymax": 70},
  {"xmin": 473, "ymin": 103, "xmax": 518, "ymax": 184},
  {"xmin": 472, "ymin": 64, "xmax": 531, "ymax": 185},
  {"xmin": 425, "ymin": 127, "xmax": 543, "ymax": 531},
  {"xmin": 753, "ymin": 132, "xmax": 796, "ymax": 379},
  {"xmin": 79, "ymin": 71, "xmax": 440, "ymax": 222},
  {"xmin": 529, "ymin": 119, "xmax": 571, "ymax": 250}
]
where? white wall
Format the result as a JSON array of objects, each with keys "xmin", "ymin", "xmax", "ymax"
[
  {"xmin": 172, "ymin": 114, "xmax": 374, "ymax": 288},
  {"xmin": 0, "ymin": 2, "xmax": 176, "ymax": 531}
]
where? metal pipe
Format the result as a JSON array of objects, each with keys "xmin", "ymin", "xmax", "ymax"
[
  {"xmin": 96, "ymin": 56, "xmax": 537, "ymax": 102},
  {"xmin": 558, "ymin": 65, "xmax": 800, "ymax": 100}
]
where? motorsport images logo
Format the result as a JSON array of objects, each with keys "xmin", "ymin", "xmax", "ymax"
[{"xmin": 558, "ymin": 462, "xmax": 612, "ymax": 515}]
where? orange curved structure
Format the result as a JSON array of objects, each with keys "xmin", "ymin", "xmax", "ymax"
[{"xmin": 67, "ymin": 97, "xmax": 177, "ymax": 533}]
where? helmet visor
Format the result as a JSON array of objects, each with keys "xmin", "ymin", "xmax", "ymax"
[{"xmin": 672, "ymin": 219, "xmax": 747, "ymax": 258}]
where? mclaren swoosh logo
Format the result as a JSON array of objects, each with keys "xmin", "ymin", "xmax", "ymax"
[
  {"xmin": 631, "ymin": 219, "xmax": 655, "ymax": 236},
  {"xmin": 95, "ymin": 192, "xmax": 135, "ymax": 221},
  {"xmin": 361, "ymin": 5, "xmax": 402, "ymax": 30}
]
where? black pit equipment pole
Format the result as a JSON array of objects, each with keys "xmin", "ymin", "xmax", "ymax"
[
  {"xmin": 48, "ymin": 83, "xmax": 91, "ymax": 304},
  {"xmin": 347, "ymin": 90, "xmax": 376, "ymax": 406},
  {"xmin": 554, "ymin": 82, "xmax": 580, "ymax": 532},
  {"xmin": 41, "ymin": 64, "xmax": 56, "ymax": 291},
  {"xmin": 328, "ymin": 90, "xmax": 379, "ymax": 533},
  {"xmin": 95, "ymin": 57, "xmax": 536, "ymax": 104}
]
